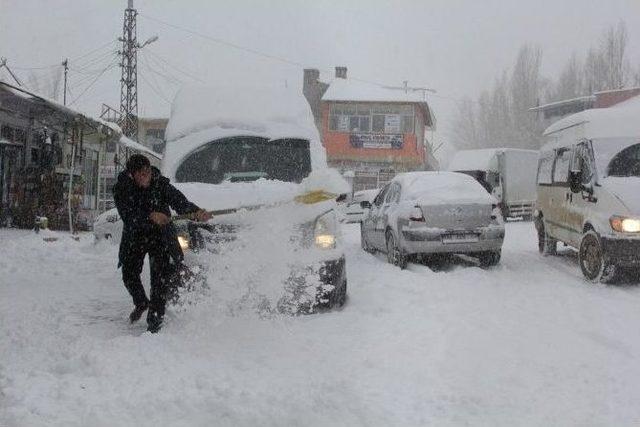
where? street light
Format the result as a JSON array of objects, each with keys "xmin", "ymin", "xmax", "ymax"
[{"xmin": 138, "ymin": 35, "xmax": 158, "ymax": 49}]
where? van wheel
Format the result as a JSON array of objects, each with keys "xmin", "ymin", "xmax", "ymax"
[
  {"xmin": 386, "ymin": 231, "xmax": 407, "ymax": 269},
  {"xmin": 537, "ymin": 220, "xmax": 557, "ymax": 255},
  {"xmin": 579, "ymin": 230, "xmax": 617, "ymax": 283}
]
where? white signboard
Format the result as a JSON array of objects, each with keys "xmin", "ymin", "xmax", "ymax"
[
  {"xmin": 384, "ymin": 115, "xmax": 401, "ymax": 133},
  {"xmin": 100, "ymin": 165, "xmax": 117, "ymax": 178},
  {"xmin": 338, "ymin": 116, "xmax": 350, "ymax": 132}
]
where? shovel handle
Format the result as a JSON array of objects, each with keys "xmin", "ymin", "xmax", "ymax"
[{"xmin": 171, "ymin": 208, "xmax": 238, "ymax": 222}]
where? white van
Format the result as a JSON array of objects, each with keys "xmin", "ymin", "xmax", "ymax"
[
  {"xmin": 161, "ymin": 84, "xmax": 350, "ymax": 311},
  {"xmin": 534, "ymin": 96, "xmax": 640, "ymax": 282}
]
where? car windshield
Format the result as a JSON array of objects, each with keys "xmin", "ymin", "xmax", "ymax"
[
  {"xmin": 592, "ymin": 138, "xmax": 640, "ymax": 178},
  {"xmin": 175, "ymin": 136, "xmax": 312, "ymax": 184}
]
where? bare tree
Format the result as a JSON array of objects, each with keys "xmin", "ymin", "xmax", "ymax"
[
  {"xmin": 584, "ymin": 21, "xmax": 630, "ymax": 92},
  {"xmin": 510, "ymin": 44, "xmax": 544, "ymax": 148},
  {"xmin": 451, "ymin": 97, "xmax": 480, "ymax": 150},
  {"xmin": 550, "ymin": 53, "xmax": 584, "ymax": 101}
]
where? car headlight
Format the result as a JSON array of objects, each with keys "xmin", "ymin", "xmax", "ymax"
[
  {"xmin": 610, "ymin": 216, "xmax": 640, "ymax": 233},
  {"xmin": 177, "ymin": 234, "xmax": 190, "ymax": 250},
  {"xmin": 314, "ymin": 211, "xmax": 338, "ymax": 249}
]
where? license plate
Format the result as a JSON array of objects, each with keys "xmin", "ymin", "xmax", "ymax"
[{"xmin": 442, "ymin": 233, "xmax": 479, "ymax": 244}]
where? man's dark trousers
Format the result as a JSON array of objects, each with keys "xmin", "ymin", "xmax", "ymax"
[{"xmin": 121, "ymin": 233, "xmax": 180, "ymax": 323}]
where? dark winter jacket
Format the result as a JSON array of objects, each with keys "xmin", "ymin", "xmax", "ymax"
[{"xmin": 113, "ymin": 167, "xmax": 200, "ymax": 267}]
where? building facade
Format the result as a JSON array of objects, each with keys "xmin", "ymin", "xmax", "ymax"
[
  {"xmin": 303, "ymin": 67, "xmax": 436, "ymax": 191},
  {"xmin": 0, "ymin": 82, "xmax": 158, "ymax": 230}
]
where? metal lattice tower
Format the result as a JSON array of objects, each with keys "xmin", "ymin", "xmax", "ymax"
[{"xmin": 119, "ymin": 0, "xmax": 138, "ymax": 140}]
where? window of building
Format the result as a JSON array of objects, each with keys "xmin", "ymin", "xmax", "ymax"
[
  {"xmin": 1, "ymin": 125, "xmax": 14, "ymax": 141},
  {"xmin": 329, "ymin": 103, "xmax": 415, "ymax": 135}
]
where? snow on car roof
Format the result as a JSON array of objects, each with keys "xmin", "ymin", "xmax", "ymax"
[
  {"xmin": 542, "ymin": 95, "xmax": 640, "ymax": 149},
  {"xmin": 162, "ymin": 84, "xmax": 328, "ymax": 180},
  {"xmin": 393, "ymin": 171, "xmax": 494, "ymax": 204}
]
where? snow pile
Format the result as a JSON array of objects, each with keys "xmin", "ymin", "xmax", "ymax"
[{"xmin": 5, "ymin": 224, "xmax": 640, "ymax": 425}]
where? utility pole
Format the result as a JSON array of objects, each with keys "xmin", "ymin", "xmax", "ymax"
[
  {"xmin": 0, "ymin": 57, "xmax": 23, "ymax": 86},
  {"xmin": 119, "ymin": 0, "xmax": 139, "ymax": 140},
  {"xmin": 61, "ymin": 59, "xmax": 68, "ymax": 105}
]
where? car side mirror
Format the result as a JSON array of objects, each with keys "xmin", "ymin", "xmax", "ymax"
[
  {"xmin": 360, "ymin": 200, "xmax": 372, "ymax": 209},
  {"xmin": 336, "ymin": 193, "xmax": 347, "ymax": 203},
  {"xmin": 569, "ymin": 170, "xmax": 582, "ymax": 194}
]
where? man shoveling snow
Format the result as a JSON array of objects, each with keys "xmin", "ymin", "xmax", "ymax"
[{"xmin": 113, "ymin": 154, "xmax": 211, "ymax": 333}]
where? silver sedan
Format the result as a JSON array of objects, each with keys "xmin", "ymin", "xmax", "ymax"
[{"xmin": 360, "ymin": 172, "xmax": 505, "ymax": 269}]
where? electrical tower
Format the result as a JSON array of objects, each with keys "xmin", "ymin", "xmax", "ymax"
[{"xmin": 119, "ymin": 0, "xmax": 138, "ymax": 140}]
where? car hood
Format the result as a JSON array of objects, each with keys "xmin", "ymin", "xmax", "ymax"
[{"xmin": 601, "ymin": 177, "xmax": 640, "ymax": 215}]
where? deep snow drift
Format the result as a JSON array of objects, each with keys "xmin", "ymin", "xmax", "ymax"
[{"xmin": 2, "ymin": 223, "xmax": 640, "ymax": 426}]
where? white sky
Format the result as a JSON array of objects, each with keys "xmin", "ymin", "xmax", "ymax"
[{"xmin": 1, "ymin": 0, "xmax": 639, "ymax": 149}]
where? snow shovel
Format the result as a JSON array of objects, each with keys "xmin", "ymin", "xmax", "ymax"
[{"xmin": 171, "ymin": 189, "xmax": 341, "ymax": 222}]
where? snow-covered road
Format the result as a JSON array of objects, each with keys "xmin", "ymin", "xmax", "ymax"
[{"xmin": 2, "ymin": 222, "xmax": 640, "ymax": 426}]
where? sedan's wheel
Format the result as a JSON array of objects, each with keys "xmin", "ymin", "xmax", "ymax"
[
  {"xmin": 478, "ymin": 250, "xmax": 501, "ymax": 267},
  {"xmin": 536, "ymin": 220, "xmax": 556, "ymax": 256},
  {"xmin": 579, "ymin": 230, "xmax": 617, "ymax": 283},
  {"xmin": 360, "ymin": 223, "xmax": 374, "ymax": 253},
  {"xmin": 386, "ymin": 231, "xmax": 407, "ymax": 269}
]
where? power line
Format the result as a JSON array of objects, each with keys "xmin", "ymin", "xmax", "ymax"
[
  {"xmin": 140, "ymin": 51, "xmax": 184, "ymax": 86},
  {"xmin": 139, "ymin": 13, "xmax": 455, "ymax": 103},
  {"xmin": 143, "ymin": 48, "xmax": 205, "ymax": 84},
  {"xmin": 139, "ymin": 72, "xmax": 171, "ymax": 105},
  {"xmin": 140, "ymin": 13, "xmax": 309, "ymax": 69},
  {"xmin": 69, "ymin": 60, "xmax": 118, "ymax": 106}
]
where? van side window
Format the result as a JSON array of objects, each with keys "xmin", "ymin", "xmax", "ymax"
[
  {"xmin": 552, "ymin": 149, "xmax": 572, "ymax": 184},
  {"xmin": 537, "ymin": 152, "xmax": 554, "ymax": 185},
  {"xmin": 574, "ymin": 144, "xmax": 594, "ymax": 184}
]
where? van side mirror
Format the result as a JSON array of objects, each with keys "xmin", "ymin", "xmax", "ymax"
[
  {"xmin": 360, "ymin": 200, "xmax": 372, "ymax": 209},
  {"xmin": 569, "ymin": 170, "xmax": 582, "ymax": 193}
]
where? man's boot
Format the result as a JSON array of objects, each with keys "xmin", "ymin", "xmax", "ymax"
[
  {"xmin": 147, "ymin": 310, "xmax": 163, "ymax": 333},
  {"xmin": 129, "ymin": 300, "xmax": 149, "ymax": 323}
]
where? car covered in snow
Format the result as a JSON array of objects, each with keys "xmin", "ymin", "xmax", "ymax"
[
  {"xmin": 161, "ymin": 84, "xmax": 350, "ymax": 312},
  {"xmin": 535, "ymin": 96, "xmax": 640, "ymax": 283},
  {"xmin": 342, "ymin": 189, "xmax": 379, "ymax": 223},
  {"xmin": 360, "ymin": 171, "xmax": 505, "ymax": 268},
  {"xmin": 93, "ymin": 207, "xmax": 122, "ymax": 241}
]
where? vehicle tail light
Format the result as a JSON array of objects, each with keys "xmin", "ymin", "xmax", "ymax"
[{"xmin": 410, "ymin": 206, "xmax": 425, "ymax": 222}]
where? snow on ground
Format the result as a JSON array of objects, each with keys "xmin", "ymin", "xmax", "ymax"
[{"xmin": 2, "ymin": 222, "xmax": 640, "ymax": 426}]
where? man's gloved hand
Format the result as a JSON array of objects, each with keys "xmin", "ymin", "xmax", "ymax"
[
  {"xmin": 195, "ymin": 209, "xmax": 212, "ymax": 222},
  {"xmin": 149, "ymin": 212, "xmax": 170, "ymax": 226}
]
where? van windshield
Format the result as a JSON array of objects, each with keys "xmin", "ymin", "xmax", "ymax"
[
  {"xmin": 591, "ymin": 138, "xmax": 640, "ymax": 178},
  {"xmin": 175, "ymin": 136, "xmax": 312, "ymax": 184},
  {"xmin": 607, "ymin": 143, "xmax": 640, "ymax": 177}
]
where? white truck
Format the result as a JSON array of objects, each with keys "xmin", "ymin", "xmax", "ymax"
[{"xmin": 448, "ymin": 148, "xmax": 539, "ymax": 220}]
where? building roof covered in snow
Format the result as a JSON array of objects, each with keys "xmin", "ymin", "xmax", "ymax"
[
  {"xmin": 543, "ymin": 94, "xmax": 640, "ymax": 140},
  {"xmin": 321, "ymin": 78, "xmax": 435, "ymax": 128}
]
